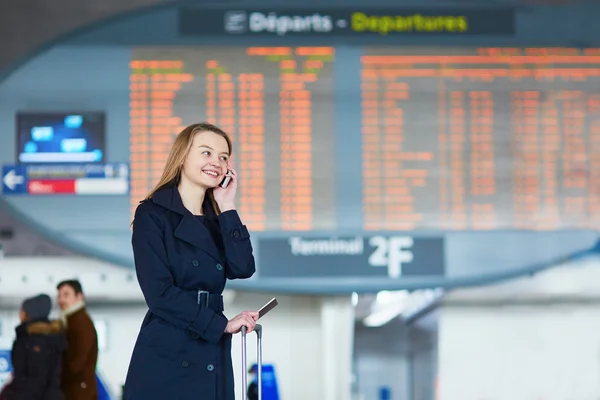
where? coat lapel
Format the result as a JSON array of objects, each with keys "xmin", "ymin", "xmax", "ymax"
[
  {"xmin": 151, "ymin": 184, "xmax": 221, "ymax": 261},
  {"xmin": 173, "ymin": 215, "xmax": 221, "ymax": 260}
]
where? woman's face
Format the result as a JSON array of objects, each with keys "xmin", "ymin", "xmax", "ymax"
[{"xmin": 181, "ymin": 130, "xmax": 230, "ymax": 189}]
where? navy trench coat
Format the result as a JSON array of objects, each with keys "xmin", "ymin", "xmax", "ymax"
[{"xmin": 123, "ymin": 184, "xmax": 256, "ymax": 400}]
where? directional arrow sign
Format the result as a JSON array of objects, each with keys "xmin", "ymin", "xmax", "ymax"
[
  {"xmin": 1, "ymin": 164, "xmax": 129, "ymax": 196},
  {"xmin": 2, "ymin": 166, "xmax": 28, "ymax": 194},
  {"xmin": 3, "ymin": 169, "xmax": 24, "ymax": 190}
]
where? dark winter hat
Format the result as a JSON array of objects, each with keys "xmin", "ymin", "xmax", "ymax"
[{"xmin": 22, "ymin": 294, "xmax": 52, "ymax": 320}]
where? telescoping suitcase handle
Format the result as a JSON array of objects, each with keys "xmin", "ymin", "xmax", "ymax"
[{"xmin": 241, "ymin": 324, "xmax": 263, "ymax": 400}]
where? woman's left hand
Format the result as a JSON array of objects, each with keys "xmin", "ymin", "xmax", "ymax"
[{"xmin": 213, "ymin": 166, "xmax": 237, "ymax": 212}]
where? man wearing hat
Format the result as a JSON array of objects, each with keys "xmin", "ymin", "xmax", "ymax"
[{"xmin": 0, "ymin": 294, "xmax": 67, "ymax": 400}]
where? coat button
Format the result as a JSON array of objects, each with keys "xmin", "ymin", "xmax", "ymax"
[
  {"xmin": 187, "ymin": 330, "xmax": 199, "ymax": 339},
  {"xmin": 182, "ymin": 361, "xmax": 189, "ymax": 367},
  {"xmin": 232, "ymin": 230, "xmax": 240, "ymax": 239},
  {"xmin": 192, "ymin": 260, "xmax": 199, "ymax": 267},
  {"xmin": 207, "ymin": 364, "xmax": 214, "ymax": 371},
  {"xmin": 216, "ymin": 263, "xmax": 223, "ymax": 271}
]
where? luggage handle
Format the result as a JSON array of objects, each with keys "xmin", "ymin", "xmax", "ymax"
[{"xmin": 241, "ymin": 324, "xmax": 262, "ymax": 400}]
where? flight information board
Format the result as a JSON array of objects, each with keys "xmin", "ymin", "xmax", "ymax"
[
  {"xmin": 130, "ymin": 47, "xmax": 335, "ymax": 231},
  {"xmin": 361, "ymin": 47, "xmax": 600, "ymax": 231},
  {"xmin": 129, "ymin": 46, "xmax": 600, "ymax": 232}
]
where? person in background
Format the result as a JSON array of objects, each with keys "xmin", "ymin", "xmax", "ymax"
[
  {"xmin": 56, "ymin": 279, "xmax": 98, "ymax": 400},
  {"xmin": 0, "ymin": 294, "xmax": 67, "ymax": 400},
  {"xmin": 247, "ymin": 365, "xmax": 259, "ymax": 400}
]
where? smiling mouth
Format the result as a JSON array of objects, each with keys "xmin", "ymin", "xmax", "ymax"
[{"xmin": 202, "ymin": 170, "xmax": 220, "ymax": 178}]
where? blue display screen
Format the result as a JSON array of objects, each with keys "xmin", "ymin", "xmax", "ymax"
[{"xmin": 16, "ymin": 112, "xmax": 106, "ymax": 164}]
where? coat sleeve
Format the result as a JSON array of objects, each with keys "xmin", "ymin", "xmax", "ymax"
[
  {"xmin": 132, "ymin": 205, "xmax": 228, "ymax": 344},
  {"xmin": 9, "ymin": 338, "xmax": 27, "ymax": 384},
  {"xmin": 217, "ymin": 210, "xmax": 256, "ymax": 280}
]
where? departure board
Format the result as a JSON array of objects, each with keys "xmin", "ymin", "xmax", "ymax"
[
  {"xmin": 129, "ymin": 47, "xmax": 335, "ymax": 231},
  {"xmin": 129, "ymin": 46, "xmax": 600, "ymax": 232},
  {"xmin": 361, "ymin": 47, "xmax": 600, "ymax": 231}
]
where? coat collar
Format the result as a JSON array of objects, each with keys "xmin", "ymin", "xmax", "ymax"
[
  {"xmin": 16, "ymin": 318, "xmax": 49, "ymax": 336},
  {"xmin": 149, "ymin": 184, "xmax": 221, "ymax": 261},
  {"xmin": 151, "ymin": 183, "xmax": 190, "ymax": 216},
  {"xmin": 17, "ymin": 319, "xmax": 65, "ymax": 337}
]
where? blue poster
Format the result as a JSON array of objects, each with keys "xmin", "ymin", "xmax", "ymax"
[
  {"xmin": 96, "ymin": 373, "xmax": 112, "ymax": 400},
  {"xmin": 0, "ymin": 350, "xmax": 13, "ymax": 389},
  {"xmin": 379, "ymin": 386, "xmax": 391, "ymax": 400},
  {"xmin": 250, "ymin": 363, "xmax": 280, "ymax": 400}
]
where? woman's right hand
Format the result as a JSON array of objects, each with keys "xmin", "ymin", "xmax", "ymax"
[{"xmin": 225, "ymin": 310, "xmax": 259, "ymax": 334}]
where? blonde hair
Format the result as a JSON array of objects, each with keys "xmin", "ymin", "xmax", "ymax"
[{"xmin": 142, "ymin": 122, "xmax": 232, "ymax": 216}]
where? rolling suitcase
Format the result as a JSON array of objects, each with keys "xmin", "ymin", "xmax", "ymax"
[{"xmin": 241, "ymin": 324, "xmax": 262, "ymax": 400}]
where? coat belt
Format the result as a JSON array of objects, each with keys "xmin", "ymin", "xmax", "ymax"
[{"xmin": 197, "ymin": 290, "xmax": 224, "ymax": 312}]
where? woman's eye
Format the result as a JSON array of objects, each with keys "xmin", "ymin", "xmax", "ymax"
[
  {"xmin": 202, "ymin": 151, "xmax": 210, "ymax": 156},
  {"xmin": 220, "ymin": 156, "xmax": 228, "ymax": 162}
]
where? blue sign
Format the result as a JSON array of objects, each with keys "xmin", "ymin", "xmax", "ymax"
[
  {"xmin": 0, "ymin": 350, "xmax": 13, "ymax": 390},
  {"xmin": 251, "ymin": 363, "xmax": 280, "ymax": 400},
  {"xmin": 96, "ymin": 373, "xmax": 113, "ymax": 400},
  {"xmin": 180, "ymin": 8, "xmax": 516, "ymax": 37},
  {"xmin": 2, "ymin": 163, "xmax": 129, "ymax": 196},
  {"xmin": 1, "ymin": 166, "xmax": 27, "ymax": 195},
  {"xmin": 258, "ymin": 236, "xmax": 445, "ymax": 279},
  {"xmin": 0, "ymin": 350, "xmax": 12, "ymax": 371},
  {"xmin": 379, "ymin": 386, "xmax": 391, "ymax": 400}
]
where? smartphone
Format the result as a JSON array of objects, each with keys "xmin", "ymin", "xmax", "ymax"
[
  {"xmin": 220, "ymin": 172, "xmax": 232, "ymax": 189},
  {"xmin": 258, "ymin": 297, "xmax": 278, "ymax": 319}
]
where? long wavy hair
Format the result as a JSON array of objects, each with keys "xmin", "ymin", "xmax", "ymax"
[{"xmin": 143, "ymin": 122, "xmax": 232, "ymax": 215}]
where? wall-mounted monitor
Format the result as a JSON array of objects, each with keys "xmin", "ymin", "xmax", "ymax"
[{"xmin": 16, "ymin": 112, "xmax": 106, "ymax": 164}]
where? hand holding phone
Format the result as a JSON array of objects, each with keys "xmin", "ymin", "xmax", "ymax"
[
  {"xmin": 220, "ymin": 172, "xmax": 232, "ymax": 189},
  {"xmin": 213, "ymin": 167, "xmax": 237, "ymax": 211}
]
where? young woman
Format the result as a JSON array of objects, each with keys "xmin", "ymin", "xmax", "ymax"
[{"xmin": 123, "ymin": 123, "xmax": 259, "ymax": 400}]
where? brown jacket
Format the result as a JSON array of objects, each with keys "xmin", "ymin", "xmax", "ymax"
[{"xmin": 61, "ymin": 307, "xmax": 98, "ymax": 400}]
